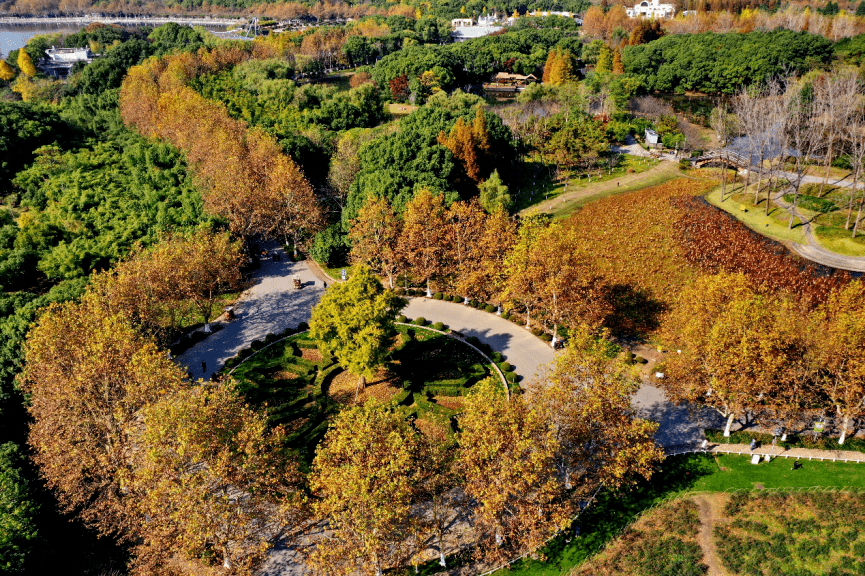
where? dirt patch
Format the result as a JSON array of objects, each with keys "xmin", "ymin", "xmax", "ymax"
[
  {"xmin": 300, "ymin": 348, "xmax": 323, "ymax": 363},
  {"xmin": 329, "ymin": 368, "xmax": 401, "ymax": 405},
  {"xmin": 415, "ymin": 418, "xmax": 450, "ymax": 441},
  {"xmin": 274, "ymin": 370, "xmax": 300, "ymax": 380},
  {"xmin": 694, "ymin": 493, "xmax": 728, "ymax": 576},
  {"xmin": 433, "ymin": 395, "xmax": 464, "ymax": 411}
]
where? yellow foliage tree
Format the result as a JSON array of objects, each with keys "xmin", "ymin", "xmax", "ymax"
[
  {"xmin": 17, "ymin": 50, "xmax": 36, "ymax": 77},
  {"xmin": 0, "ymin": 60, "xmax": 15, "ymax": 82}
]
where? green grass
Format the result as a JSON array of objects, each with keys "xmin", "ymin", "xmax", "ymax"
[
  {"xmin": 497, "ymin": 453, "xmax": 865, "ymax": 575},
  {"xmin": 704, "ymin": 185, "xmax": 809, "ymax": 245}
]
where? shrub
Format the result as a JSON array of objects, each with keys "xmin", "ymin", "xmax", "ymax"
[
  {"xmin": 500, "ymin": 361, "xmax": 513, "ymax": 372},
  {"xmin": 484, "ymin": 304, "xmax": 495, "ymax": 313},
  {"xmin": 238, "ymin": 347, "xmax": 252, "ymax": 359},
  {"xmin": 679, "ymin": 158, "xmax": 692, "ymax": 169},
  {"xmin": 281, "ymin": 327, "xmax": 296, "ymax": 336},
  {"xmin": 634, "ymin": 355, "xmax": 648, "ymax": 364},
  {"xmin": 511, "ymin": 317, "xmax": 522, "ymax": 325},
  {"xmin": 433, "ymin": 292, "xmax": 443, "ymax": 300},
  {"xmin": 250, "ymin": 339, "xmax": 265, "ymax": 350},
  {"xmin": 431, "ymin": 321, "xmax": 445, "ymax": 331},
  {"xmin": 309, "ymin": 223, "xmax": 348, "ymax": 267},
  {"xmin": 541, "ymin": 333, "xmax": 553, "ymax": 342},
  {"xmin": 264, "ymin": 333, "xmax": 278, "ymax": 344},
  {"xmin": 531, "ymin": 328, "xmax": 544, "ymax": 337},
  {"xmin": 491, "ymin": 352, "xmax": 503, "ymax": 363},
  {"xmin": 297, "ymin": 322, "xmax": 309, "ymax": 331},
  {"xmin": 470, "ymin": 299, "xmax": 479, "ymax": 308},
  {"xmin": 506, "ymin": 371, "xmax": 518, "ymax": 383},
  {"xmin": 451, "ymin": 295, "xmax": 462, "ymax": 302},
  {"xmin": 467, "ymin": 336, "xmax": 481, "ymax": 347},
  {"xmin": 223, "ymin": 357, "xmax": 238, "ymax": 369},
  {"xmin": 397, "ymin": 314, "xmax": 407, "ymax": 323},
  {"xmin": 501, "ymin": 313, "xmax": 510, "ymax": 320},
  {"xmin": 413, "ymin": 317, "xmax": 426, "ymax": 326}
]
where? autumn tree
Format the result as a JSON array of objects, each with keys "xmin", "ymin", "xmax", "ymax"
[
  {"xmin": 92, "ymin": 230, "xmax": 244, "ymax": 343},
  {"xmin": 397, "ymin": 189, "xmax": 447, "ymax": 296},
  {"xmin": 0, "ymin": 60, "xmax": 15, "ymax": 82},
  {"xmin": 443, "ymin": 200, "xmax": 487, "ymax": 298},
  {"xmin": 812, "ymin": 281, "xmax": 865, "ymax": 444},
  {"xmin": 348, "ymin": 195, "xmax": 402, "ymax": 289},
  {"xmin": 531, "ymin": 325, "xmax": 663, "ymax": 493},
  {"xmin": 542, "ymin": 48, "xmax": 577, "ymax": 86},
  {"xmin": 663, "ymin": 273, "xmax": 801, "ymax": 436},
  {"xmin": 438, "ymin": 117, "xmax": 482, "ymax": 183},
  {"xmin": 17, "ymin": 293, "xmax": 187, "ymax": 538},
  {"xmin": 458, "ymin": 378, "xmax": 567, "ymax": 564},
  {"xmin": 130, "ymin": 381, "xmax": 302, "ymax": 573},
  {"xmin": 309, "ymin": 265, "xmax": 405, "ymax": 394},
  {"xmin": 16, "ymin": 50, "xmax": 36, "ymax": 78},
  {"xmin": 309, "ymin": 402, "xmax": 421, "ymax": 576}
]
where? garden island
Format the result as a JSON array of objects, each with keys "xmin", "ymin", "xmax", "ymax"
[{"xmin": 3, "ymin": 5, "xmax": 865, "ymax": 576}]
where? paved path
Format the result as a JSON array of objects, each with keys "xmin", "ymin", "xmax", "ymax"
[
  {"xmin": 175, "ymin": 245, "xmax": 325, "ymax": 380},
  {"xmin": 632, "ymin": 384, "xmax": 725, "ymax": 450},
  {"xmin": 705, "ymin": 443, "xmax": 865, "ymax": 463},
  {"xmin": 402, "ymin": 298, "xmax": 556, "ymax": 384}
]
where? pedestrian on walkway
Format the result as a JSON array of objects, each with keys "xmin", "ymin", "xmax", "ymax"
[
  {"xmin": 750, "ymin": 438, "xmax": 757, "ymax": 451},
  {"xmin": 202, "ymin": 360, "xmax": 207, "ymax": 374}
]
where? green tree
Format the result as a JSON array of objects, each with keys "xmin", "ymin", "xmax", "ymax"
[
  {"xmin": 478, "ymin": 169, "xmax": 512, "ymax": 213},
  {"xmin": 0, "ymin": 443, "xmax": 38, "ymax": 573},
  {"xmin": 857, "ymin": 1, "xmax": 865, "ymax": 16},
  {"xmin": 309, "ymin": 266, "xmax": 405, "ymax": 394},
  {"xmin": 309, "ymin": 401, "xmax": 420, "ymax": 575}
]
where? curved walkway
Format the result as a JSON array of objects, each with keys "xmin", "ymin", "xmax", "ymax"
[
  {"xmin": 175, "ymin": 245, "xmax": 325, "ymax": 380},
  {"xmin": 402, "ymin": 298, "xmax": 556, "ymax": 384}
]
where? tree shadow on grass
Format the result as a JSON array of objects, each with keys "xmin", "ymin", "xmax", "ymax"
[{"xmin": 603, "ymin": 283, "xmax": 667, "ymax": 338}]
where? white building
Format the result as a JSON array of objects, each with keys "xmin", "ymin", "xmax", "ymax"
[
  {"xmin": 450, "ymin": 16, "xmax": 503, "ymax": 41},
  {"xmin": 45, "ymin": 47, "xmax": 93, "ymax": 62},
  {"xmin": 626, "ymin": 0, "xmax": 676, "ymax": 18}
]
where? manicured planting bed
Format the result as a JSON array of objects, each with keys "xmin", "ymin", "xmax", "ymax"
[
  {"xmin": 498, "ymin": 453, "xmax": 865, "ymax": 576},
  {"xmin": 716, "ymin": 491, "xmax": 865, "ymax": 576},
  {"xmin": 228, "ymin": 327, "xmax": 494, "ymax": 464}
]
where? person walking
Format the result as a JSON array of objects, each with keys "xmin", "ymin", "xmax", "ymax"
[{"xmin": 201, "ymin": 360, "xmax": 207, "ymax": 374}]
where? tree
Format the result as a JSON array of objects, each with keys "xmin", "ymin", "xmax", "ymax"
[
  {"xmin": 612, "ymin": 49, "xmax": 624, "ymax": 75},
  {"xmin": 397, "ymin": 189, "xmax": 448, "ymax": 296},
  {"xmin": 709, "ymin": 104, "xmax": 736, "ymax": 200},
  {"xmin": 857, "ymin": 0, "xmax": 865, "ymax": 16},
  {"xmin": 0, "ymin": 60, "xmax": 15, "ymax": 82},
  {"xmin": 92, "ymin": 230, "xmax": 244, "ymax": 343},
  {"xmin": 309, "ymin": 266, "xmax": 405, "ymax": 393},
  {"xmin": 458, "ymin": 378, "xmax": 566, "ymax": 564},
  {"xmin": 348, "ymin": 195, "xmax": 402, "ymax": 289},
  {"xmin": 17, "ymin": 293, "xmax": 187, "ymax": 537},
  {"xmin": 812, "ymin": 282, "xmax": 865, "ymax": 444},
  {"xmin": 663, "ymin": 273, "xmax": 800, "ymax": 436},
  {"xmin": 309, "ymin": 402, "xmax": 420, "ymax": 576},
  {"xmin": 0, "ymin": 443, "xmax": 38, "ymax": 573},
  {"xmin": 130, "ymin": 382, "xmax": 302, "ymax": 573},
  {"xmin": 478, "ymin": 169, "xmax": 512, "ymax": 214},
  {"xmin": 531, "ymin": 325, "xmax": 663, "ymax": 493},
  {"xmin": 16, "ymin": 51, "xmax": 36, "ymax": 78}
]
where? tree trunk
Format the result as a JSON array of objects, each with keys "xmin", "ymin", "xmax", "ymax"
[
  {"xmin": 355, "ymin": 374, "xmax": 367, "ymax": 402},
  {"xmin": 854, "ymin": 196, "xmax": 864, "ymax": 238},
  {"xmin": 839, "ymin": 414, "xmax": 850, "ymax": 445},
  {"xmin": 723, "ymin": 413, "xmax": 735, "ymax": 437},
  {"xmin": 754, "ymin": 155, "xmax": 763, "ymax": 205},
  {"xmin": 721, "ymin": 164, "xmax": 727, "ymax": 201}
]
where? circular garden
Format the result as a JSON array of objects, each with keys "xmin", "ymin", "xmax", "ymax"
[{"xmin": 221, "ymin": 321, "xmax": 511, "ymax": 466}]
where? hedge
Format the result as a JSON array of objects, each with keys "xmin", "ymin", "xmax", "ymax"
[
  {"xmin": 434, "ymin": 292, "xmax": 443, "ymax": 300},
  {"xmin": 397, "ymin": 314, "xmax": 408, "ymax": 323},
  {"xmin": 431, "ymin": 321, "xmax": 445, "ymax": 331},
  {"xmin": 484, "ymin": 304, "xmax": 496, "ymax": 313},
  {"xmin": 414, "ymin": 317, "xmax": 427, "ymax": 326}
]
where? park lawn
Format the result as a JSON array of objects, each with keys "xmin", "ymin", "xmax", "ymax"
[
  {"xmin": 499, "ymin": 453, "xmax": 865, "ymax": 576},
  {"xmin": 515, "ymin": 155, "xmax": 667, "ymax": 217},
  {"xmin": 388, "ymin": 102, "xmax": 418, "ymax": 116},
  {"xmin": 704, "ymin": 185, "xmax": 808, "ymax": 246}
]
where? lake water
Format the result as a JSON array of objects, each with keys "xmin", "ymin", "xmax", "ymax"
[{"xmin": 0, "ymin": 26, "xmax": 81, "ymax": 57}]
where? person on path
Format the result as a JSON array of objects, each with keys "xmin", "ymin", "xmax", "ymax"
[
  {"xmin": 750, "ymin": 438, "xmax": 757, "ymax": 451},
  {"xmin": 202, "ymin": 361, "xmax": 207, "ymax": 374}
]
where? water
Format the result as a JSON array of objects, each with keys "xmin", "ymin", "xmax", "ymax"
[{"xmin": 0, "ymin": 25, "xmax": 81, "ymax": 57}]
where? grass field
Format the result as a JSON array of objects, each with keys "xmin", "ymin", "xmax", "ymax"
[
  {"xmin": 516, "ymin": 156, "xmax": 679, "ymax": 218},
  {"xmin": 498, "ymin": 453, "xmax": 865, "ymax": 576},
  {"xmin": 704, "ymin": 184, "xmax": 808, "ymax": 246}
]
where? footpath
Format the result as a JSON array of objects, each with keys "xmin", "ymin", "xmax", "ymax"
[{"xmin": 703, "ymin": 443, "xmax": 865, "ymax": 464}]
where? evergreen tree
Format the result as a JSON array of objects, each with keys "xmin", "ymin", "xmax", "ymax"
[
  {"xmin": 595, "ymin": 44, "xmax": 613, "ymax": 73},
  {"xmin": 478, "ymin": 170, "xmax": 512, "ymax": 213},
  {"xmin": 857, "ymin": 1, "xmax": 865, "ymax": 16}
]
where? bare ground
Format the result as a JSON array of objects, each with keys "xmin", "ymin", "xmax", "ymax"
[{"xmin": 694, "ymin": 494, "xmax": 729, "ymax": 576}]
